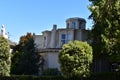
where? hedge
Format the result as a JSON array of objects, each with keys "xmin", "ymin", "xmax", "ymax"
[
  {"xmin": 0, "ymin": 75, "xmax": 65, "ymax": 80},
  {"xmin": 0, "ymin": 72, "xmax": 120, "ymax": 80},
  {"xmin": 89, "ymin": 72, "xmax": 120, "ymax": 80}
]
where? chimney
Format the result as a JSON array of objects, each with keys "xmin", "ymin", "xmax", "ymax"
[{"xmin": 53, "ymin": 24, "xmax": 57, "ymax": 30}]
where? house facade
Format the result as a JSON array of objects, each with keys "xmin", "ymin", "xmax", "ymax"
[{"xmin": 34, "ymin": 17, "xmax": 90, "ymax": 72}]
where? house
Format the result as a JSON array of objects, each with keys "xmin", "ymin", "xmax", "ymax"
[{"xmin": 34, "ymin": 17, "xmax": 90, "ymax": 72}]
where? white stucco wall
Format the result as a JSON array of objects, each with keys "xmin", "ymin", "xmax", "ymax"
[
  {"xmin": 46, "ymin": 52, "xmax": 60, "ymax": 70},
  {"xmin": 34, "ymin": 35, "xmax": 44, "ymax": 49}
]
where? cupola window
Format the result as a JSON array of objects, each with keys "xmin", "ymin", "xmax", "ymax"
[{"xmin": 70, "ymin": 22, "xmax": 76, "ymax": 28}]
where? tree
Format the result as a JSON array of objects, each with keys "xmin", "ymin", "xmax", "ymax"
[
  {"xmin": 0, "ymin": 36, "xmax": 11, "ymax": 76},
  {"xmin": 11, "ymin": 33, "xmax": 43, "ymax": 75},
  {"xmin": 89, "ymin": 0, "xmax": 120, "ymax": 72},
  {"xmin": 58, "ymin": 40, "xmax": 93, "ymax": 79}
]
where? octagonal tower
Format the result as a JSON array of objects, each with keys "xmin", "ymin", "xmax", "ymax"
[{"xmin": 66, "ymin": 17, "xmax": 86, "ymax": 29}]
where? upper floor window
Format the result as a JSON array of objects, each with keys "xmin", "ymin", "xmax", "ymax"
[
  {"xmin": 67, "ymin": 34, "xmax": 72, "ymax": 42},
  {"xmin": 67, "ymin": 23, "xmax": 69, "ymax": 28},
  {"xmin": 79, "ymin": 21, "xmax": 85, "ymax": 29},
  {"xmin": 79, "ymin": 21, "xmax": 82, "ymax": 29},
  {"xmin": 43, "ymin": 36, "xmax": 46, "ymax": 48},
  {"xmin": 44, "ymin": 37, "xmax": 46, "ymax": 40},
  {"xmin": 61, "ymin": 34, "xmax": 66, "ymax": 45},
  {"xmin": 61, "ymin": 34, "xmax": 66, "ymax": 39},
  {"xmin": 70, "ymin": 22, "xmax": 76, "ymax": 29}
]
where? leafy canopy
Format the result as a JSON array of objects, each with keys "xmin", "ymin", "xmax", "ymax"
[
  {"xmin": 59, "ymin": 40, "xmax": 93, "ymax": 78},
  {"xmin": 0, "ymin": 37, "xmax": 11, "ymax": 76},
  {"xmin": 11, "ymin": 33, "xmax": 43, "ymax": 75},
  {"xmin": 89, "ymin": 0, "xmax": 120, "ymax": 59}
]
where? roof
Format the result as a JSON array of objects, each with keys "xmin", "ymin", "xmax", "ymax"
[
  {"xmin": 8, "ymin": 40, "xmax": 17, "ymax": 46},
  {"xmin": 66, "ymin": 17, "xmax": 86, "ymax": 23}
]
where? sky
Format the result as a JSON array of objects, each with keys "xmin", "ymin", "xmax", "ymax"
[{"xmin": 0, "ymin": 0, "xmax": 92, "ymax": 43}]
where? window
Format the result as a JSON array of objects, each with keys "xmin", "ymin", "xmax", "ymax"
[
  {"xmin": 71, "ymin": 22, "xmax": 76, "ymax": 28},
  {"xmin": 79, "ymin": 21, "xmax": 82, "ymax": 29},
  {"xmin": 43, "ymin": 36, "xmax": 46, "ymax": 48},
  {"xmin": 44, "ymin": 37, "xmax": 46, "ymax": 40},
  {"xmin": 67, "ymin": 23, "xmax": 69, "ymax": 28},
  {"xmin": 67, "ymin": 34, "xmax": 72, "ymax": 42},
  {"xmin": 61, "ymin": 34, "xmax": 66, "ymax": 45},
  {"xmin": 61, "ymin": 34, "xmax": 66, "ymax": 39}
]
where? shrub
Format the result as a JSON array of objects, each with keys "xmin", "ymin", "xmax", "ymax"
[
  {"xmin": 59, "ymin": 40, "xmax": 93, "ymax": 79},
  {"xmin": 0, "ymin": 75, "xmax": 65, "ymax": 80},
  {"xmin": 0, "ymin": 37, "xmax": 11, "ymax": 76},
  {"xmin": 41, "ymin": 68, "xmax": 61, "ymax": 76}
]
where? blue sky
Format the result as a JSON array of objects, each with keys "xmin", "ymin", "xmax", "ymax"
[{"xmin": 0, "ymin": 0, "xmax": 92, "ymax": 42}]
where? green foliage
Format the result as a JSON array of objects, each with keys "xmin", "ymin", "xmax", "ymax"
[
  {"xmin": 0, "ymin": 75, "xmax": 65, "ymax": 80},
  {"xmin": 59, "ymin": 40, "xmax": 93, "ymax": 78},
  {"xmin": 41, "ymin": 68, "xmax": 61, "ymax": 76},
  {"xmin": 0, "ymin": 36, "xmax": 11, "ymax": 76},
  {"xmin": 11, "ymin": 33, "xmax": 43, "ymax": 75},
  {"xmin": 89, "ymin": 0, "xmax": 120, "ymax": 59},
  {"xmin": 88, "ymin": 0, "xmax": 120, "ymax": 72},
  {"xmin": 0, "ymin": 73, "xmax": 119, "ymax": 80}
]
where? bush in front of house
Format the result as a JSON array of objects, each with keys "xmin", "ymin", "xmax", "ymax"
[
  {"xmin": 59, "ymin": 40, "xmax": 93, "ymax": 79},
  {"xmin": 41, "ymin": 68, "xmax": 61, "ymax": 76},
  {"xmin": 0, "ymin": 75, "xmax": 36, "ymax": 80},
  {"xmin": 0, "ymin": 72, "xmax": 120, "ymax": 80},
  {"xmin": 0, "ymin": 37, "xmax": 11, "ymax": 76},
  {"xmin": 0, "ymin": 75, "xmax": 65, "ymax": 80}
]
